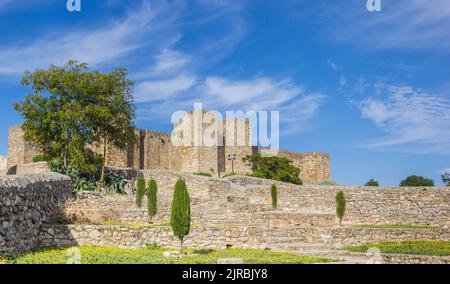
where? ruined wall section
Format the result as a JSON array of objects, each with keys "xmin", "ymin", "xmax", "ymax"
[
  {"xmin": 6, "ymin": 125, "xmax": 40, "ymax": 169},
  {"xmin": 144, "ymin": 131, "xmax": 172, "ymax": 170},
  {"xmin": 277, "ymin": 150, "xmax": 330, "ymax": 184},
  {"xmin": 222, "ymin": 117, "xmax": 254, "ymax": 175}
]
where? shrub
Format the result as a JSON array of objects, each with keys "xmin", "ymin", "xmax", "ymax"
[
  {"xmin": 271, "ymin": 184, "xmax": 278, "ymax": 209},
  {"xmin": 170, "ymin": 179, "xmax": 191, "ymax": 256},
  {"xmin": 147, "ymin": 179, "xmax": 158, "ymax": 223},
  {"xmin": 136, "ymin": 177, "xmax": 146, "ymax": 208},
  {"xmin": 243, "ymin": 154, "xmax": 303, "ymax": 185},
  {"xmin": 442, "ymin": 172, "xmax": 450, "ymax": 186},
  {"xmin": 193, "ymin": 172, "xmax": 212, "ymax": 177},
  {"xmin": 32, "ymin": 155, "xmax": 47, "ymax": 163},
  {"xmin": 400, "ymin": 175, "xmax": 434, "ymax": 187},
  {"xmin": 336, "ymin": 191, "xmax": 346, "ymax": 226},
  {"xmin": 365, "ymin": 179, "xmax": 379, "ymax": 187},
  {"xmin": 105, "ymin": 173, "xmax": 128, "ymax": 194}
]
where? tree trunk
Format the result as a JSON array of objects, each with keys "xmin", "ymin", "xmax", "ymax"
[
  {"xmin": 100, "ymin": 137, "xmax": 107, "ymax": 184},
  {"xmin": 179, "ymin": 237, "xmax": 184, "ymax": 256},
  {"xmin": 63, "ymin": 129, "xmax": 69, "ymax": 168}
]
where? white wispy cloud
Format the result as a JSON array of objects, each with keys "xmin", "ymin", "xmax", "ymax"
[
  {"xmin": 0, "ymin": 1, "xmax": 180, "ymax": 75},
  {"xmin": 137, "ymin": 75, "xmax": 325, "ymax": 135},
  {"xmin": 135, "ymin": 74, "xmax": 197, "ymax": 103},
  {"xmin": 357, "ymin": 84, "xmax": 450, "ymax": 154},
  {"xmin": 338, "ymin": 0, "xmax": 450, "ymax": 50},
  {"xmin": 0, "ymin": 0, "xmax": 326, "ymax": 136}
]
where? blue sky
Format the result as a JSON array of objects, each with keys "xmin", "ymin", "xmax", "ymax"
[{"xmin": 0, "ymin": 0, "xmax": 449, "ymax": 185}]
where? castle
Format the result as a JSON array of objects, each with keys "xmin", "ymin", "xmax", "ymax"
[{"xmin": 4, "ymin": 109, "xmax": 330, "ymax": 184}]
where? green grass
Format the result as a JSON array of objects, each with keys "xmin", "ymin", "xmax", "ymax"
[
  {"xmin": 193, "ymin": 172, "xmax": 213, "ymax": 177},
  {"xmin": 4, "ymin": 246, "xmax": 334, "ymax": 264},
  {"xmin": 352, "ymin": 224, "xmax": 435, "ymax": 229},
  {"xmin": 344, "ymin": 240, "xmax": 450, "ymax": 256}
]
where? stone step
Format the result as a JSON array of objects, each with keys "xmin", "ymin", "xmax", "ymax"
[{"xmin": 269, "ymin": 243, "xmax": 373, "ymax": 264}]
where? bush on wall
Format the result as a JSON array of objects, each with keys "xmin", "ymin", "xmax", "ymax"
[
  {"xmin": 147, "ymin": 179, "xmax": 158, "ymax": 223},
  {"xmin": 271, "ymin": 184, "xmax": 278, "ymax": 209},
  {"xmin": 365, "ymin": 179, "xmax": 379, "ymax": 187},
  {"xmin": 400, "ymin": 175, "xmax": 434, "ymax": 187},
  {"xmin": 243, "ymin": 154, "xmax": 303, "ymax": 185},
  {"xmin": 136, "ymin": 177, "xmax": 146, "ymax": 208},
  {"xmin": 336, "ymin": 191, "xmax": 346, "ymax": 226},
  {"xmin": 170, "ymin": 178, "xmax": 191, "ymax": 256}
]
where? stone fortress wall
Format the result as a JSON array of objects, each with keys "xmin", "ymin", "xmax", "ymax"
[
  {"xmin": 0, "ymin": 170, "xmax": 449, "ymax": 260},
  {"xmin": 0, "ymin": 173, "xmax": 72, "ymax": 255},
  {"xmin": 6, "ymin": 110, "xmax": 330, "ymax": 183},
  {"xmin": 0, "ymin": 155, "xmax": 6, "ymax": 174},
  {"xmin": 39, "ymin": 171, "xmax": 450, "ymax": 259}
]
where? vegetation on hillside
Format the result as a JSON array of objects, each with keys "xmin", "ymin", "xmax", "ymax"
[
  {"xmin": 400, "ymin": 175, "xmax": 434, "ymax": 187},
  {"xmin": 345, "ymin": 240, "xmax": 450, "ymax": 256},
  {"xmin": 365, "ymin": 179, "xmax": 379, "ymax": 187},
  {"xmin": 442, "ymin": 172, "xmax": 450, "ymax": 186},
  {"xmin": 1, "ymin": 246, "xmax": 334, "ymax": 264},
  {"xmin": 243, "ymin": 154, "xmax": 303, "ymax": 185}
]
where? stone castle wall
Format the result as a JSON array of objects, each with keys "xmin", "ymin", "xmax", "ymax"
[
  {"xmin": 6, "ymin": 125, "xmax": 40, "ymax": 169},
  {"xmin": 260, "ymin": 149, "xmax": 331, "ymax": 184},
  {"xmin": 77, "ymin": 171, "xmax": 450, "ymax": 228},
  {"xmin": 0, "ymin": 155, "xmax": 6, "ymax": 173},
  {"xmin": 5, "ymin": 122, "xmax": 330, "ymax": 183},
  {"xmin": 0, "ymin": 173, "xmax": 72, "ymax": 255}
]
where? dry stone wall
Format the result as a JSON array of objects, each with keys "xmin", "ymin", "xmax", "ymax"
[
  {"xmin": 38, "ymin": 224, "xmax": 450, "ymax": 251},
  {"xmin": 225, "ymin": 176, "xmax": 450, "ymax": 228},
  {"xmin": 72, "ymin": 172, "xmax": 449, "ymax": 229},
  {"xmin": 0, "ymin": 173, "xmax": 73, "ymax": 255}
]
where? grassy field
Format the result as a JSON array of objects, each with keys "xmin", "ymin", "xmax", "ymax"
[
  {"xmin": 1, "ymin": 246, "xmax": 334, "ymax": 264},
  {"xmin": 344, "ymin": 240, "xmax": 450, "ymax": 256},
  {"xmin": 352, "ymin": 224, "xmax": 435, "ymax": 229}
]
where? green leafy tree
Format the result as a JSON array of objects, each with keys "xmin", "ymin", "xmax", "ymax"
[
  {"xmin": 365, "ymin": 179, "xmax": 379, "ymax": 187},
  {"xmin": 400, "ymin": 175, "xmax": 434, "ymax": 187},
  {"xmin": 271, "ymin": 184, "xmax": 278, "ymax": 209},
  {"xmin": 89, "ymin": 68, "xmax": 135, "ymax": 183},
  {"xmin": 170, "ymin": 179, "xmax": 191, "ymax": 256},
  {"xmin": 243, "ymin": 154, "xmax": 303, "ymax": 185},
  {"xmin": 136, "ymin": 177, "xmax": 146, "ymax": 208},
  {"xmin": 14, "ymin": 60, "xmax": 135, "ymax": 184},
  {"xmin": 336, "ymin": 191, "xmax": 346, "ymax": 226},
  {"xmin": 441, "ymin": 172, "xmax": 450, "ymax": 186},
  {"xmin": 147, "ymin": 179, "xmax": 158, "ymax": 223}
]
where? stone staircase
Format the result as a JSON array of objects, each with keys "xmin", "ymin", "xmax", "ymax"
[{"xmin": 269, "ymin": 241, "xmax": 373, "ymax": 264}]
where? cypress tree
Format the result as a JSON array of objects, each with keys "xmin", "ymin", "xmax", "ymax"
[
  {"xmin": 271, "ymin": 184, "xmax": 278, "ymax": 209},
  {"xmin": 147, "ymin": 178, "xmax": 158, "ymax": 223},
  {"xmin": 336, "ymin": 191, "xmax": 346, "ymax": 226},
  {"xmin": 136, "ymin": 177, "xmax": 146, "ymax": 208},
  {"xmin": 170, "ymin": 178, "xmax": 191, "ymax": 256}
]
